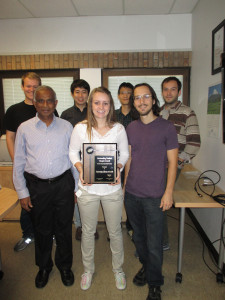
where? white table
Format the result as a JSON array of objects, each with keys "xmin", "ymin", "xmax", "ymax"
[{"xmin": 173, "ymin": 166, "xmax": 224, "ymax": 283}]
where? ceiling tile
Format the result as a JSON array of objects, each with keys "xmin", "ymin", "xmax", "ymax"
[
  {"xmin": 0, "ymin": 0, "xmax": 200, "ymax": 20},
  {"xmin": 171, "ymin": 0, "xmax": 199, "ymax": 14},
  {"xmin": 0, "ymin": 0, "xmax": 33, "ymax": 19},
  {"xmin": 20, "ymin": 0, "xmax": 78, "ymax": 18},
  {"xmin": 124, "ymin": 0, "xmax": 174, "ymax": 15},
  {"xmin": 72, "ymin": 0, "xmax": 123, "ymax": 16}
]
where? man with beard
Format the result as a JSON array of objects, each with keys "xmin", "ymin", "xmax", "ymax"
[
  {"xmin": 160, "ymin": 77, "xmax": 201, "ymax": 251},
  {"xmin": 124, "ymin": 83, "xmax": 178, "ymax": 300}
]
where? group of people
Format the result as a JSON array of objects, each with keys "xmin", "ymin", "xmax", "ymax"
[{"xmin": 3, "ymin": 72, "xmax": 200, "ymax": 300}]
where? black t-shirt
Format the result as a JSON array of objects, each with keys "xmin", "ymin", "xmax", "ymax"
[
  {"xmin": 4, "ymin": 101, "xmax": 59, "ymax": 132},
  {"xmin": 4, "ymin": 101, "xmax": 37, "ymax": 132},
  {"xmin": 61, "ymin": 105, "xmax": 87, "ymax": 127}
]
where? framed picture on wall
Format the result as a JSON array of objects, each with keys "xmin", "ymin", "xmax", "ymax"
[{"xmin": 212, "ymin": 19, "xmax": 225, "ymax": 75}]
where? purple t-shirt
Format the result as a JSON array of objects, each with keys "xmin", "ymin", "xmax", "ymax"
[{"xmin": 126, "ymin": 117, "xmax": 178, "ymax": 198}]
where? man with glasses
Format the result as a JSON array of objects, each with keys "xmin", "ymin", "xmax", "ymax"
[
  {"xmin": 115, "ymin": 82, "xmax": 134, "ymax": 129},
  {"xmin": 13, "ymin": 86, "xmax": 76, "ymax": 288},
  {"xmin": 124, "ymin": 83, "xmax": 178, "ymax": 300},
  {"xmin": 115, "ymin": 82, "xmax": 136, "ymax": 237}
]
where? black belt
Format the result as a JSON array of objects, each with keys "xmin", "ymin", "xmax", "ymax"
[{"xmin": 24, "ymin": 169, "xmax": 70, "ymax": 184}]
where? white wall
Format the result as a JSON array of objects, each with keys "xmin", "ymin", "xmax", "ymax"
[
  {"xmin": 0, "ymin": 15, "xmax": 192, "ymax": 55},
  {"xmin": 191, "ymin": 0, "xmax": 225, "ymax": 255},
  {"xmin": 80, "ymin": 69, "xmax": 101, "ymax": 92}
]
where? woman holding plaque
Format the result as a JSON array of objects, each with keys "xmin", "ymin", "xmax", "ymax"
[{"xmin": 69, "ymin": 87, "xmax": 129, "ymax": 291}]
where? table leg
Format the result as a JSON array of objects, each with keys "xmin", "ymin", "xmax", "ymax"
[
  {"xmin": 0, "ymin": 250, "xmax": 4, "ymax": 280},
  {"xmin": 176, "ymin": 207, "xmax": 185, "ymax": 283},
  {"xmin": 217, "ymin": 207, "xmax": 225, "ymax": 283}
]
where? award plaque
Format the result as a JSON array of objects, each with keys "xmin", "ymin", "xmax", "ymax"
[{"xmin": 83, "ymin": 143, "xmax": 117, "ymax": 184}]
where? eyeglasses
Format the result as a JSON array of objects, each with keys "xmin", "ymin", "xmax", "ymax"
[
  {"xmin": 35, "ymin": 99, "xmax": 56, "ymax": 105},
  {"xmin": 120, "ymin": 91, "xmax": 132, "ymax": 95},
  {"xmin": 133, "ymin": 94, "xmax": 152, "ymax": 101}
]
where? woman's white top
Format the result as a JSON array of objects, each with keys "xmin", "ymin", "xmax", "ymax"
[{"xmin": 69, "ymin": 122, "xmax": 129, "ymax": 196}]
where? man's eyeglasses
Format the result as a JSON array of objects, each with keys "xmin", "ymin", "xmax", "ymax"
[
  {"xmin": 35, "ymin": 99, "xmax": 56, "ymax": 105},
  {"xmin": 133, "ymin": 94, "xmax": 152, "ymax": 101},
  {"xmin": 120, "ymin": 91, "xmax": 132, "ymax": 95}
]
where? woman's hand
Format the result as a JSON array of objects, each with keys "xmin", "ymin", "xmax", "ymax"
[
  {"xmin": 75, "ymin": 162, "xmax": 92, "ymax": 186},
  {"xmin": 110, "ymin": 165, "xmax": 122, "ymax": 186}
]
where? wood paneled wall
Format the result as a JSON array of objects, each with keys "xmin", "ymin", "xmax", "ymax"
[{"xmin": 0, "ymin": 51, "xmax": 191, "ymax": 70}]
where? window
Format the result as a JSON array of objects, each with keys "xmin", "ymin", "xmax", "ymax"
[
  {"xmin": 102, "ymin": 68, "xmax": 190, "ymax": 109},
  {"xmin": 0, "ymin": 69, "xmax": 79, "ymax": 134},
  {"xmin": 3, "ymin": 77, "xmax": 74, "ymax": 116}
]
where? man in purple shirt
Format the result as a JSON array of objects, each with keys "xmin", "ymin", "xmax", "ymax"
[
  {"xmin": 13, "ymin": 86, "xmax": 76, "ymax": 289},
  {"xmin": 124, "ymin": 83, "xmax": 178, "ymax": 300}
]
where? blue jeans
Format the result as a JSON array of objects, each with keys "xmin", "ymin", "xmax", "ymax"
[{"xmin": 125, "ymin": 191, "xmax": 164, "ymax": 286}]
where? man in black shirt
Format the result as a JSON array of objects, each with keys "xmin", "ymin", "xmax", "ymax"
[
  {"xmin": 4, "ymin": 72, "xmax": 42, "ymax": 252},
  {"xmin": 115, "ymin": 82, "xmax": 134, "ymax": 129},
  {"xmin": 61, "ymin": 79, "xmax": 99, "ymax": 241},
  {"xmin": 61, "ymin": 79, "xmax": 89, "ymax": 127},
  {"xmin": 4, "ymin": 73, "xmax": 59, "ymax": 252}
]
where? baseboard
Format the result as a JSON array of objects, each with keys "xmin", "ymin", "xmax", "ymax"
[{"xmin": 187, "ymin": 208, "xmax": 225, "ymax": 276}]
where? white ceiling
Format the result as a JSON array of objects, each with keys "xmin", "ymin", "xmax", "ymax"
[{"xmin": 0, "ymin": 0, "xmax": 199, "ymax": 19}]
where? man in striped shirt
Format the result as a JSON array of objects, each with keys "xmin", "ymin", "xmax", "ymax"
[
  {"xmin": 161, "ymin": 77, "xmax": 200, "ymax": 165},
  {"xmin": 160, "ymin": 76, "xmax": 201, "ymax": 250}
]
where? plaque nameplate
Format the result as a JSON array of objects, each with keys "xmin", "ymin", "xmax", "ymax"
[{"xmin": 83, "ymin": 143, "xmax": 117, "ymax": 184}]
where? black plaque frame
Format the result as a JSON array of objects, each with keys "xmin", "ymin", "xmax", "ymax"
[{"xmin": 83, "ymin": 143, "xmax": 117, "ymax": 184}]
